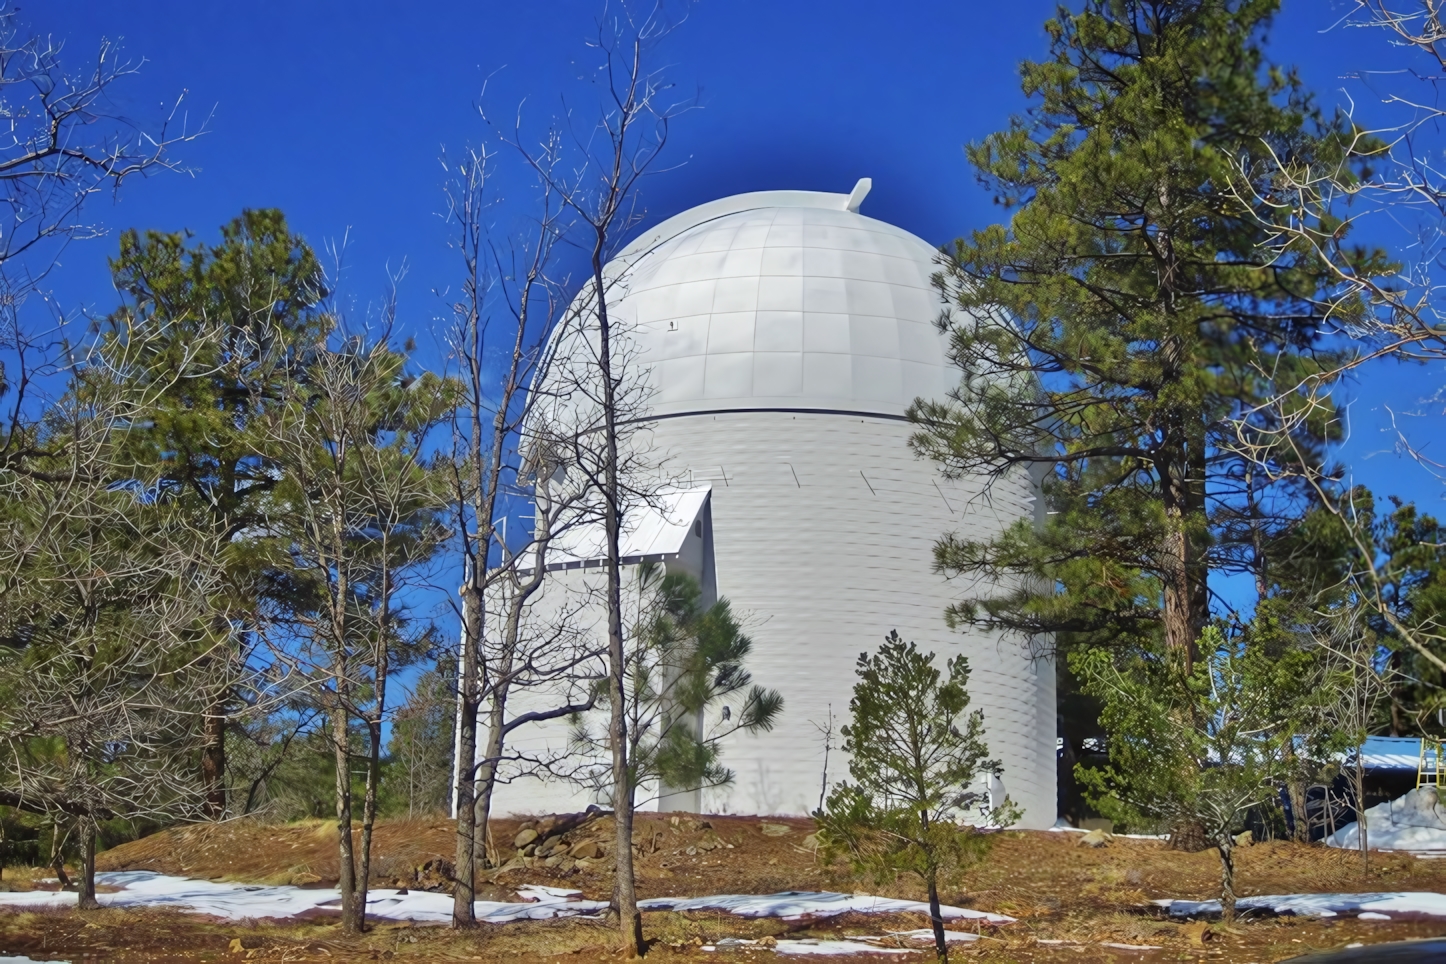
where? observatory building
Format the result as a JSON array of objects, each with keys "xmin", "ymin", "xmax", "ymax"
[{"xmin": 488, "ymin": 181, "xmax": 1057, "ymax": 829}]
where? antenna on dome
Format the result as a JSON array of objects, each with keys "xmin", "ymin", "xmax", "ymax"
[{"xmin": 844, "ymin": 177, "xmax": 872, "ymax": 213}]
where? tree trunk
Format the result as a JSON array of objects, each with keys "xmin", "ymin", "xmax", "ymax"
[
  {"xmin": 48, "ymin": 818, "xmax": 71, "ymax": 891},
  {"xmin": 452, "ymin": 587, "xmax": 481, "ymax": 926},
  {"xmin": 607, "ymin": 503, "xmax": 643, "ymax": 956},
  {"xmin": 77, "ymin": 821, "xmax": 98, "ymax": 911},
  {"xmin": 201, "ymin": 696, "xmax": 227, "ymax": 819},
  {"xmin": 1287, "ymin": 773, "xmax": 1310, "ymax": 844},
  {"xmin": 1354, "ymin": 751, "xmax": 1369, "ymax": 877},
  {"xmin": 926, "ymin": 869, "xmax": 949, "ymax": 963},
  {"xmin": 474, "ymin": 669, "xmax": 512, "ymax": 870},
  {"xmin": 331, "ymin": 701, "xmax": 359, "ymax": 934},
  {"xmin": 1215, "ymin": 832, "xmax": 1236, "ymax": 923},
  {"xmin": 596, "ymin": 239, "xmax": 644, "ymax": 958},
  {"xmin": 1160, "ymin": 448, "xmax": 1208, "ymax": 671}
]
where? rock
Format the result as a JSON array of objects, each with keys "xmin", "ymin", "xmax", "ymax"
[
  {"xmin": 544, "ymin": 855, "xmax": 563, "ymax": 868},
  {"xmin": 536, "ymin": 816, "xmax": 558, "ymax": 836},
  {"xmin": 1077, "ymin": 828, "xmax": 1113, "ymax": 848},
  {"xmin": 413, "ymin": 857, "xmax": 456, "ymax": 892},
  {"xmin": 758, "ymin": 936, "xmax": 778, "ymax": 948},
  {"xmin": 697, "ymin": 836, "xmax": 720, "ymax": 851},
  {"xmin": 514, "ymin": 828, "xmax": 539, "ymax": 848},
  {"xmin": 1179, "ymin": 921, "xmax": 1211, "ymax": 946},
  {"xmin": 570, "ymin": 840, "xmax": 601, "ymax": 860},
  {"xmin": 760, "ymin": 822, "xmax": 792, "ymax": 837},
  {"xmin": 685, "ymin": 846, "xmax": 697, "ymax": 856},
  {"xmin": 1233, "ymin": 830, "xmax": 1254, "ymax": 847},
  {"xmin": 229, "ymin": 937, "xmax": 253, "ymax": 953}
]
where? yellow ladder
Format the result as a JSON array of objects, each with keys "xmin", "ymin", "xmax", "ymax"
[{"xmin": 1419, "ymin": 740, "xmax": 1444, "ymax": 789}]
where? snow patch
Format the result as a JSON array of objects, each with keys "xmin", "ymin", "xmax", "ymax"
[
  {"xmin": 1326, "ymin": 787, "xmax": 1446, "ymax": 852},
  {"xmin": 0, "ymin": 872, "xmax": 605, "ymax": 924},
  {"xmin": 638, "ymin": 891, "xmax": 1011, "ymax": 923},
  {"xmin": 1160, "ymin": 892, "xmax": 1446, "ymax": 919},
  {"xmin": 0, "ymin": 873, "xmax": 1014, "ymax": 928}
]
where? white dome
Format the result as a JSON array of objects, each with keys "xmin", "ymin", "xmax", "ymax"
[
  {"xmin": 608, "ymin": 187, "xmax": 954, "ymax": 419},
  {"xmin": 497, "ymin": 184, "xmax": 1057, "ymax": 828}
]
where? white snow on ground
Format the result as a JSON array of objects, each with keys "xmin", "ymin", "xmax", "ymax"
[
  {"xmin": 0, "ymin": 957, "xmax": 69, "ymax": 964},
  {"xmin": 1326, "ymin": 787, "xmax": 1446, "ymax": 853},
  {"xmin": 704, "ymin": 931, "xmax": 982, "ymax": 956},
  {"xmin": 704, "ymin": 938, "xmax": 916, "ymax": 956},
  {"xmin": 637, "ymin": 892, "xmax": 1011, "ymax": 923},
  {"xmin": 1159, "ymin": 892, "xmax": 1446, "ymax": 919},
  {"xmin": 0, "ymin": 872, "xmax": 1013, "ymax": 928},
  {"xmin": 0, "ymin": 872, "xmax": 605, "ymax": 924}
]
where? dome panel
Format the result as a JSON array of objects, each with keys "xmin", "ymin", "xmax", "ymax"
[
  {"xmin": 803, "ymin": 351, "xmax": 852, "ymax": 400},
  {"xmin": 803, "ymin": 312, "xmax": 850, "ymax": 354},
  {"xmin": 550, "ymin": 188, "xmax": 962, "ymax": 419},
  {"xmin": 754, "ymin": 311, "xmax": 802, "ymax": 352},
  {"xmin": 712, "ymin": 276, "xmax": 757, "ymax": 314},
  {"xmin": 850, "ymin": 314, "xmax": 901, "ymax": 358},
  {"xmin": 757, "ymin": 275, "xmax": 803, "ymax": 311},
  {"xmin": 706, "ymin": 311, "xmax": 755, "ymax": 354},
  {"xmin": 753, "ymin": 352, "xmax": 803, "ymax": 396},
  {"xmin": 703, "ymin": 351, "xmax": 754, "ymax": 399}
]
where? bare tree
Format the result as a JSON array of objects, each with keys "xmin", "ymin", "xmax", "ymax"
[
  {"xmin": 0, "ymin": 5, "xmax": 204, "ymax": 469},
  {"xmin": 1218, "ymin": 0, "xmax": 1446, "ymax": 671},
  {"xmin": 440, "ymin": 140, "xmax": 605, "ymax": 924},
  {"xmin": 508, "ymin": 9, "xmax": 690, "ymax": 952},
  {"xmin": 257, "ymin": 321, "xmax": 451, "ymax": 934},
  {"xmin": 1314, "ymin": 608, "xmax": 1397, "ymax": 873},
  {"xmin": 389, "ymin": 666, "xmax": 455, "ymax": 818}
]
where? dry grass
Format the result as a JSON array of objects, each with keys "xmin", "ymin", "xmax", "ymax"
[{"xmin": 0, "ymin": 818, "xmax": 1435, "ymax": 962}]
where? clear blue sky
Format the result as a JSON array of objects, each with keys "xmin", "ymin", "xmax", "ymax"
[{"xmin": 38, "ymin": 0, "xmax": 1446, "ymax": 603}]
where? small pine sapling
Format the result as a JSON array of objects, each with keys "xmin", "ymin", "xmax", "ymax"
[
  {"xmin": 815, "ymin": 631, "xmax": 1017, "ymax": 963},
  {"xmin": 1074, "ymin": 627, "xmax": 1324, "ymax": 921}
]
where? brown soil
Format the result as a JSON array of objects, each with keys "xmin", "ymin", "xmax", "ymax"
[{"xmin": 0, "ymin": 816, "xmax": 1438, "ymax": 963}]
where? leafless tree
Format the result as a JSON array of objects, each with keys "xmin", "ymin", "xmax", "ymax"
[
  {"xmin": 389, "ymin": 667, "xmax": 455, "ymax": 818},
  {"xmin": 505, "ymin": 7, "xmax": 691, "ymax": 952},
  {"xmin": 1214, "ymin": 1, "xmax": 1446, "ymax": 680},
  {"xmin": 440, "ymin": 139, "xmax": 607, "ymax": 924},
  {"xmin": 0, "ymin": 5, "xmax": 204, "ymax": 467},
  {"xmin": 256, "ymin": 318, "xmax": 451, "ymax": 934},
  {"xmin": 1313, "ymin": 608, "xmax": 1396, "ymax": 873}
]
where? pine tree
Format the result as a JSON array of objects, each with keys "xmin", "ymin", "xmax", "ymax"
[
  {"xmin": 1073, "ymin": 626, "xmax": 1323, "ymax": 921},
  {"xmin": 816, "ymin": 632, "xmax": 1013, "ymax": 963},
  {"xmin": 101, "ymin": 210, "xmax": 329, "ymax": 815},
  {"xmin": 908, "ymin": 0, "xmax": 1382, "ymax": 664},
  {"xmin": 570, "ymin": 564, "xmax": 783, "ymax": 808}
]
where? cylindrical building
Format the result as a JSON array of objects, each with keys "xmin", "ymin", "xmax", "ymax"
[{"xmin": 492, "ymin": 182, "xmax": 1056, "ymax": 829}]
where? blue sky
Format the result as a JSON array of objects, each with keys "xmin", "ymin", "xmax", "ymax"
[{"xmin": 38, "ymin": 1, "xmax": 1446, "ymax": 610}]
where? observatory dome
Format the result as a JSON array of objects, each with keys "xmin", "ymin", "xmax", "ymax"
[
  {"xmin": 607, "ymin": 186, "xmax": 955, "ymax": 419},
  {"xmin": 491, "ymin": 182, "xmax": 1057, "ymax": 829}
]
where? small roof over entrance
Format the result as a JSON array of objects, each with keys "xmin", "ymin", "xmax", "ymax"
[{"xmin": 546, "ymin": 485, "xmax": 711, "ymax": 571}]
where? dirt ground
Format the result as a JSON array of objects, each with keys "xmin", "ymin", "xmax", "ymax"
[{"xmin": 0, "ymin": 814, "xmax": 1443, "ymax": 962}]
